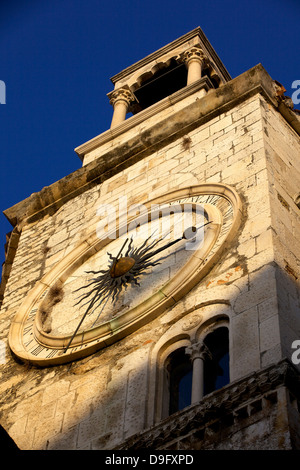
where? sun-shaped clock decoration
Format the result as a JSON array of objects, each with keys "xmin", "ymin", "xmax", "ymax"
[{"xmin": 65, "ymin": 222, "xmax": 210, "ymax": 353}]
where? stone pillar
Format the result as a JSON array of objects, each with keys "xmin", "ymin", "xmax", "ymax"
[
  {"xmin": 185, "ymin": 342, "xmax": 211, "ymax": 404},
  {"xmin": 108, "ymin": 87, "xmax": 135, "ymax": 128},
  {"xmin": 182, "ymin": 46, "xmax": 206, "ymax": 86}
]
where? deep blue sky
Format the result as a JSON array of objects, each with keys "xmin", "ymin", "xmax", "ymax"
[{"xmin": 0, "ymin": 0, "xmax": 299, "ymax": 269}]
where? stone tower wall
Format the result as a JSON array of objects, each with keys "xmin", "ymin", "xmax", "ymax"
[{"xmin": 0, "ymin": 66, "xmax": 300, "ymax": 450}]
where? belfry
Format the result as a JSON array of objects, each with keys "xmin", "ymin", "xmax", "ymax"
[{"xmin": 1, "ymin": 27, "xmax": 300, "ymax": 450}]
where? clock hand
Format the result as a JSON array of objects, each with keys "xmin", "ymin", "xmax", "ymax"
[
  {"xmin": 64, "ymin": 222, "xmax": 211, "ymax": 353},
  {"xmin": 141, "ymin": 221, "xmax": 212, "ymax": 262},
  {"xmin": 64, "ymin": 238, "xmax": 130, "ymax": 353},
  {"xmin": 63, "ymin": 305, "xmax": 91, "ymax": 353}
]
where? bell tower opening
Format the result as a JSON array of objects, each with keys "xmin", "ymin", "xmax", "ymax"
[
  {"xmin": 132, "ymin": 59, "xmax": 188, "ymax": 112},
  {"xmin": 106, "ymin": 27, "xmax": 231, "ymax": 129}
]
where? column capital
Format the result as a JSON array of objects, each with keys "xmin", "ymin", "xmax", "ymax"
[
  {"xmin": 108, "ymin": 86, "xmax": 136, "ymax": 128},
  {"xmin": 177, "ymin": 45, "xmax": 208, "ymax": 86},
  {"xmin": 185, "ymin": 341, "xmax": 212, "ymax": 362},
  {"xmin": 107, "ymin": 86, "xmax": 135, "ymax": 107},
  {"xmin": 180, "ymin": 45, "xmax": 208, "ymax": 66}
]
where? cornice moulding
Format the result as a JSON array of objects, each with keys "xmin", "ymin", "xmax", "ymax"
[
  {"xmin": 109, "ymin": 27, "xmax": 231, "ymax": 85},
  {"xmin": 75, "ymin": 76, "xmax": 214, "ymax": 160}
]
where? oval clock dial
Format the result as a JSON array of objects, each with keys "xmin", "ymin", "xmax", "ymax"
[{"xmin": 9, "ymin": 184, "xmax": 242, "ymax": 365}]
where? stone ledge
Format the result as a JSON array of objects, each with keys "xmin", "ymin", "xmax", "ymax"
[
  {"xmin": 115, "ymin": 359, "xmax": 300, "ymax": 450},
  {"xmin": 75, "ymin": 75, "xmax": 215, "ymax": 160},
  {"xmin": 75, "ymin": 63, "xmax": 278, "ymax": 161}
]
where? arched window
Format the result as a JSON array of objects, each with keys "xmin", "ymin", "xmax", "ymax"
[
  {"xmin": 203, "ymin": 327, "xmax": 230, "ymax": 396},
  {"xmin": 166, "ymin": 347, "xmax": 193, "ymax": 415},
  {"xmin": 164, "ymin": 326, "xmax": 229, "ymax": 417}
]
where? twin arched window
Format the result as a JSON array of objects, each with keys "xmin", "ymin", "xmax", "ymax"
[{"xmin": 162, "ymin": 326, "xmax": 229, "ymax": 417}]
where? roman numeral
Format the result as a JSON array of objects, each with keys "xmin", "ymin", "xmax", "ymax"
[
  {"xmin": 190, "ymin": 195, "xmax": 202, "ymax": 203},
  {"xmin": 28, "ymin": 307, "xmax": 38, "ymax": 319},
  {"xmin": 39, "ymin": 289, "xmax": 49, "ymax": 300},
  {"xmin": 23, "ymin": 325, "xmax": 32, "ymax": 335},
  {"xmin": 220, "ymin": 224, "xmax": 231, "ymax": 236},
  {"xmin": 30, "ymin": 344, "xmax": 44, "ymax": 356},
  {"xmin": 24, "ymin": 339, "xmax": 34, "ymax": 348},
  {"xmin": 223, "ymin": 206, "xmax": 233, "ymax": 221},
  {"xmin": 216, "ymin": 198, "xmax": 229, "ymax": 211},
  {"xmin": 177, "ymin": 197, "xmax": 189, "ymax": 204},
  {"xmin": 204, "ymin": 194, "xmax": 220, "ymax": 205},
  {"xmin": 46, "ymin": 349, "xmax": 58, "ymax": 359},
  {"xmin": 71, "ymin": 344, "xmax": 84, "ymax": 352}
]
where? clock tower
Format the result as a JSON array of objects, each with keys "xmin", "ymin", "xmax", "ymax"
[{"xmin": 1, "ymin": 27, "xmax": 300, "ymax": 450}]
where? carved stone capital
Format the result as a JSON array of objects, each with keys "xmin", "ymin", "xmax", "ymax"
[
  {"xmin": 108, "ymin": 86, "xmax": 135, "ymax": 107},
  {"xmin": 177, "ymin": 45, "xmax": 208, "ymax": 85},
  {"xmin": 181, "ymin": 45, "xmax": 207, "ymax": 65},
  {"xmin": 185, "ymin": 342, "xmax": 212, "ymax": 361}
]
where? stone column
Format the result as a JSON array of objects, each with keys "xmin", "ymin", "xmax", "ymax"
[
  {"xmin": 182, "ymin": 46, "xmax": 206, "ymax": 86},
  {"xmin": 108, "ymin": 87, "xmax": 135, "ymax": 128},
  {"xmin": 185, "ymin": 342, "xmax": 211, "ymax": 404}
]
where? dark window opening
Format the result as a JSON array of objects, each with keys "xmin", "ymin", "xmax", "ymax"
[
  {"xmin": 167, "ymin": 347, "xmax": 192, "ymax": 415},
  {"xmin": 165, "ymin": 326, "xmax": 229, "ymax": 418},
  {"xmin": 203, "ymin": 327, "xmax": 229, "ymax": 396},
  {"xmin": 132, "ymin": 59, "xmax": 188, "ymax": 113}
]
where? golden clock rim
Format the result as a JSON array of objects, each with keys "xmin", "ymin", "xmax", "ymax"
[{"xmin": 8, "ymin": 183, "xmax": 242, "ymax": 364}]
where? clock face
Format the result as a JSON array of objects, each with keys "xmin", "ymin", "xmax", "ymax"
[{"xmin": 9, "ymin": 184, "xmax": 242, "ymax": 366}]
